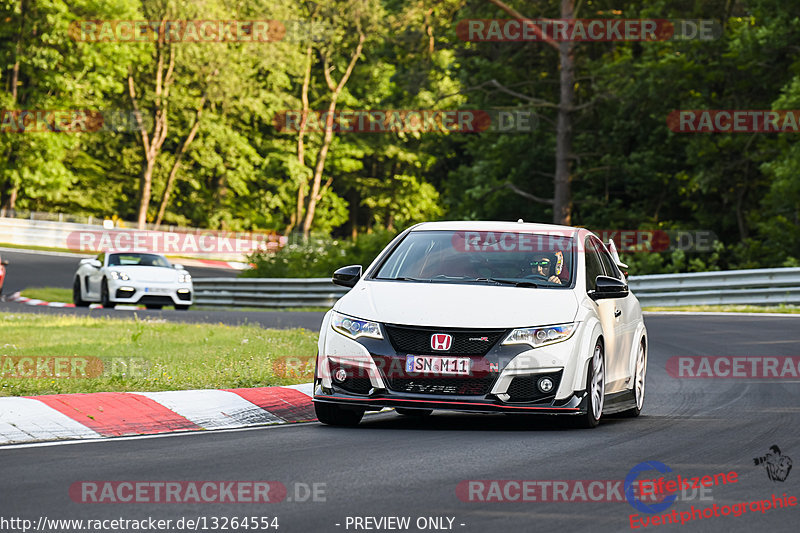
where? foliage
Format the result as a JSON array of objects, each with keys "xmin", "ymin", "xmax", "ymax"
[
  {"xmin": 244, "ymin": 229, "xmax": 397, "ymax": 278},
  {"xmin": 2, "ymin": 1, "xmax": 800, "ymax": 275}
]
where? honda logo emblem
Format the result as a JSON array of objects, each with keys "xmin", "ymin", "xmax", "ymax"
[{"xmin": 431, "ymin": 333, "xmax": 453, "ymax": 351}]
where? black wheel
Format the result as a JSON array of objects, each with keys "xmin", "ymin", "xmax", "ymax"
[
  {"xmin": 174, "ymin": 304, "xmax": 190, "ymax": 311},
  {"xmin": 314, "ymin": 402, "xmax": 364, "ymax": 426},
  {"xmin": 100, "ymin": 280, "xmax": 115, "ymax": 309},
  {"xmin": 145, "ymin": 304, "xmax": 163, "ymax": 310},
  {"xmin": 619, "ymin": 339, "xmax": 647, "ymax": 418},
  {"xmin": 73, "ymin": 278, "xmax": 89, "ymax": 307},
  {"xmin": 572, "ymin": 339, "xmax": 604, "ymax": 429},
  {"xmin": 395, "ymin": 408, "xmax": 433, "ymax": 417}
]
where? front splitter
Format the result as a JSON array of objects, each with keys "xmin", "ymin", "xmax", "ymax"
[{"xmin": 313, "ymin": 388, "xmax": 588, "ymax": 415}]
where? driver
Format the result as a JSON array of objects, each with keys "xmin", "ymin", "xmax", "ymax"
[{"xmin": 529, "ymin": 252, "xmax": 562, "ymax": 284}]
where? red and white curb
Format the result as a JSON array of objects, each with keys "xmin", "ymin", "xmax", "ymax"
[
  {"xmin": 4, "ymin": 291, "xmax": 144, "ymax": 309},
  {"xmin": 174, "ymin": 257, "xmax": 253, "ymax": 270},
  {"xmin": 6, "ymin": 292, "xmax": 77, "ymax": 308},
  {"xmin": 0, "ymin": 383, "xmax": 314, "ymax": 445}
]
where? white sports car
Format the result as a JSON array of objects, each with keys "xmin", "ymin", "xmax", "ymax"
[
  {"xmin": 313, "ymin": 221, "xmax": 648, "ymax": 428},
  {"xmin": 73, "ymin": 251, "xmax": 193, "ymax": 310}
]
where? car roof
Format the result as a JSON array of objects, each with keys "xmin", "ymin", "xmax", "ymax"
[{"xmin": 409, "ymin": 220, "xmax": 582, "ymax": 235}]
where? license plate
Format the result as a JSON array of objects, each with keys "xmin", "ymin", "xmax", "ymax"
[
  {"xmin": 144, "ymin": 287, "xmax": 171, "ymax": 294},
  {"xmin": 405, "ymin": 355, "xmax": 471, "ymax": 375}
]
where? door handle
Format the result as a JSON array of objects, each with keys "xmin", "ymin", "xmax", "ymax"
[{"xmin": 614, "ymin": 309, "xmax": 622, "ymax": 318}]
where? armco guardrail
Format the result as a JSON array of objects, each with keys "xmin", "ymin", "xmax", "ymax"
[
  {"xmin": 628, "ymin": 267, "xmax": 800, "ymax": 307},
  {"xmin": 193, "ymin": 268, "xmax": 800, "ymax": 309},
  {"xmin": 192, "ymin": 278, "xmax": 348, "ymax": 308}
]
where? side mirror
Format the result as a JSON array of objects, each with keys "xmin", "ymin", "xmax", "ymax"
[
  {"xmin": 332, "ymin": 265, "xmax": 362, "ymax": 288},
  {"xmin": 589, "ymin": 275, "xmax": 629, "ymax": 300},
  {"xmin": 82, "ymin": 258, "xmax": 102, "ymax": 268},
  {"xmin": 1, "ymin": 260, "xmax": 8, "ymax": 266},
  {"xmin": 173, "ymin": 264, "xmax": 185, "ymax": 270}
]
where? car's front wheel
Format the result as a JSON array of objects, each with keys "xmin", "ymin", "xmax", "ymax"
[
  {"xmin": 573, "ymin": 339, "xmax": 604, "ymax": 429},
  {"xmin": 100, "ymin": 280, "xmax": 115, "ymax": 309},
  {"xmin": 314, "ymin": 402, "xmax": 365, "ymax": 426},
  {"xmin": 174, "ymin": 305, "xmax": 190, "ymax": 311},
  {"xmin": 73, "ymin": 278, "xmax": 89, "ymax": 307}
]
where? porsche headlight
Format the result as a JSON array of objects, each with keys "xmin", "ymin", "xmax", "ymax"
[
  {"xmin": 331, "ymin": 311, "xmax": 383, "ymax": 340},
  {"xmin": 178, "ymin": 273, "xmax": 192, "ymax": 283},
  {"xmin": 502, "ymin": 323, "xmax": 577, "ymax": 348},
  {"xmin": 109, "ymin": 271, "xmax": 130, "ymax": 281}
]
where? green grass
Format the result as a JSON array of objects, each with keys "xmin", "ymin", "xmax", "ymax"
[
  {"xmin": 644, "ymin": 304, "xmax": 800, "ymax": 314},
  {"xmin": 20, "ymin": 287, "xmax": 73, "ymax": 302},
  {"xmin": 0, "ymin": 312, "xmax": 318, "ymax": 396}
]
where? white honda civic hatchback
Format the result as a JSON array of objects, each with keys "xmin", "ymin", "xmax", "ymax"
[
  {"xmin": 313, "ymin": 221, "xmax": 647, "ymax": 428},
  {"xmin": 73, "ymin": 251, "xmax": 193, "ymax": 310}
]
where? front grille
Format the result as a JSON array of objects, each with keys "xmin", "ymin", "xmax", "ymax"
[
  {"xmin": 138, "ymin": 295, "xmax": 174, "ymax": 305},
  {"xmin": 330, "ymin": 363, "xmax": 373, "ymax": 395},
  {"xmin": 384, "ymin": 325, "xmax": 506, "ymax": 355},
  {"xmin": 386, "ymin": 377, "xmax": 495, "ymax": 396},
  {"xmin": 505, "ymin": 371, "xmax": 563, "ymax": 403}
]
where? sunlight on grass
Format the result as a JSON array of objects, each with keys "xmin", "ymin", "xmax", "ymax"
[{"xmin": 0, "ymin": 312, "xmax": 318, "ymax": 396}]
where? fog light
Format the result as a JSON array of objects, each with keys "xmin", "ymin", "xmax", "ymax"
[
  {"xmin": 177, "ymin": 289, "xmax": 190, "ymax": 293},
  {"xmin": 333, "ymin": 367, "xmax": 348, "ymax": 383},
  {"xmin": 537, "ymin": 377, "xmax": 554, "ymax": 393}
]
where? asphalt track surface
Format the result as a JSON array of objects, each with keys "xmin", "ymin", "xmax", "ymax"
[
  {"xmin": 0, "ymin": 248, "xmax": 237, "ymax": 294},
  {"xmin": 0, "ymin": 249, "xmax": 328, "ymax": 329},
  {"xmin": 2, "ymin": 314, "xmax": 800, "ymax": 533}
]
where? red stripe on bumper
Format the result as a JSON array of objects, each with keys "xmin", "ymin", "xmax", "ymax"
[{"xmin": 315, "ymin": 395, "xmax": 580, "ymax": 411}]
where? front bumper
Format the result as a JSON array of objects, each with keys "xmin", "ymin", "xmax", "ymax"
[
  {"xmin": 313, "ymin": 384, "xmax": 588, "ymax": 415},
  {"xmin": 314, "ymin": 319, "xmax": 589, "ymax": 415},
  {"xmin": 107, "ymin": 279, "xmax": 193, "ymax": 306}
]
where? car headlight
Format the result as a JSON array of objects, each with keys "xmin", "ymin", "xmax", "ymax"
[
  {"xmin": 502, "ymin": 323, "xmax": 577, "ymax": 348},
  {"xmin": 109, "ymin": 271, "xmax": 130, "ymax": 281},
  {"xmin": 178, "ymin": 273, "xmax": 192, "ymax": 283},
  {"xmin": 331, "ymin": 311, "xmax": 383, "ymax": 340}
]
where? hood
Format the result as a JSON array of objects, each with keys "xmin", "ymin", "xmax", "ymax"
[
  {"xmin": 109, "ymin": 265, "xmax": 180, "ymax": 283},
  {"xmin": 336, "ymin": 280, "xmax": 579, "ymax": 328}
]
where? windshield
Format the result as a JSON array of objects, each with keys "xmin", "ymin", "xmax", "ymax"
[
  {"xmin": 108, "ymin": 253, "xmax": 172, "ymax": 268},
  {"xmin": 374, "ymin": 230, "xmax": 574, "ymax": 287}
]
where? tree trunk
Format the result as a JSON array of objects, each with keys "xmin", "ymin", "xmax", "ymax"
[
  {"xmin": 553, "ymin": 0, "xmax": 575, "ymax": 225},
  {"xmin": 301, "ymin": 32, "xmax": 365, "ymax": 238},
  {"xmin": 130, "ymin": 36, "xmax": 175, "ymax": 229},
  {"xmin": 154, "ymin": 92, "xmax": 208, "ymax": 228},
  {"xmin": 285, "ymin": 44, "xmax": 314, "ymax": 236}
]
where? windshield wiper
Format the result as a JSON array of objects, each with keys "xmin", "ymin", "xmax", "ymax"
[{"xmin": 474, "ymin": 277, "xmax": 540, "ymax": 288}]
